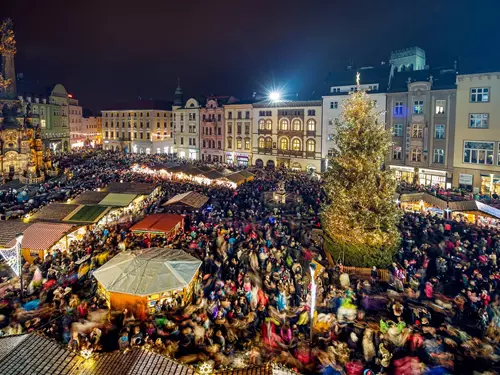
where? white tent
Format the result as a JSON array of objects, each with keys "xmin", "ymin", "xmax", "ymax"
[{"xmin": 93, "ymin": 248, "xmax": 202, "ymax": 296}]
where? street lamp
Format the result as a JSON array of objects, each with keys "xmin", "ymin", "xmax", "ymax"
[
  {"xmin": 269, "ymin": 91, "xmax": 281, "ymax": 102},
  {"xmin": 15, "ymin": 233, "xmax": 24, "ymax": 304},
  {"xmin": 309, "ymin": 262, "xmax": 317, "ymax": 358}
]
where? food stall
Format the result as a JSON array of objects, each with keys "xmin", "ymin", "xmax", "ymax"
[
  {"xmin": 93, "ymin": 248, "xmax": 202, "ymax": 315},
  {"xmin": 130, "ymin": 214, "xmax": 184, "ymax": 241}
]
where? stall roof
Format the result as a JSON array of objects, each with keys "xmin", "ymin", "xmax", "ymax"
[
  {"xmin": 399, "ymin": 192, "xmax": 448, "ymax": 209},
  {"xmin": 163, "ymin": 192, "xmax": 209, "ymax": 209},
  {"xmin": 0, "ymin": 221, "xmax": 31, "ymax": 247},
  {"xmin": 6, "ymin": 222, "xmax": 75, "ymax": 251},
  {"xmin": 449, "ymin": 200, "xmax": 500, "ymax": 219},
  {"xmin": 102, "ymin": 182, "xmax": 157, "ymax": 195},
  {"xmin": 0, "ymin": 333, "xmax": 195, "ymax": 375},
  {"xmin": 238, "ymin": 170, "xmax": 255, "ymax": 179},
  {"xmin": 202, "ymin": 170, "xmax": 224, "ymax": 180},
  {"xmin": 225, "ymin": 172, "xmax": 246, "ymax": 184},
  {"xmin": 93, "ymin": 247, "xmax": 202, "ymax": 296},
  {"xmin": 64, "ymin": 205, "xmax": 111, "ymax": 223},
  {"xmin": 98, "ymin": 193, "xmax": 138, "ymax": 207},
  {"xmin": 30, "ymin": 203, "xmax": 80, "ymax": 222},
  {"xmin": 72, "ymin": 191, "xmax": 109, "ymax": 205},
  {"xmin": 130, "ymin": 213, "xmax": 183, "ymax": 235}
]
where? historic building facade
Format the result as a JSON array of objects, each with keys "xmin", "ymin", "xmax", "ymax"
[
  {"xmin": 252, "ymin": 101, "xmax": 322, "ymax": 171},
  {"xmin": 81, "ymin": 116, "xmax": 102, "ymax": 147},
  {"xmin": 200, "ymin": 96, "xmax": 237, "ymax": 163},
  {"xmin": 172, "ymin": 82, "xmax": 201, "ymax": 160},
  {"xmin": 223, "ymin": 102, "xmax": 253, "ymax": 166},
  {"xmin": 101, "ymin": 100, "xmax": 173, "ymax": 154},
  {"xmin": 452, "ymin": 72, "xmax": 500, "ymax": 193},
  {"xmin": 69, "ymin": 95, "xmax": 83, "ymax": 148},
  {"xmin": 385, "ymin": 72, "xmax": 457, "ymax": 188}
]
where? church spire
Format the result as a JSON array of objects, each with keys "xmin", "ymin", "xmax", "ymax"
[{"xmin": 174, "ymin": 78, "xmax": 183, "ymax": 106}]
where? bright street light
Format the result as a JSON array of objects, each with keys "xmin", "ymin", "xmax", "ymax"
[{"xmin": 269, "ymin": 91, "xmax": 281, "ymax": 102}]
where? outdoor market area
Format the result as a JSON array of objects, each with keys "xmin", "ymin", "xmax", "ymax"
[{"xmin": 1, "ymin": 150, "xmax": 500, "ymax": 375}]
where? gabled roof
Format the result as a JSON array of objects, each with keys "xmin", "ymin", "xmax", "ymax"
[
  {"xmin": 72, "ymin": 191, "xmax": 109, "ymax": 205},
  {"xmin": 64, "ymin": 205, "xmax": 110, "ymax": 224},
  {"xmin": 6, "ymin": 222, "xmax": 75, "ymax": 251},
  {"xmin": 225, "ymin": 173, "xmax": 246, "ymax": 184},
  {"xmin": 130, "ymin": 214, "xmax": 184, "ymax": 235},
  {"xmin": 163, "ymin": 192, "xmax": 209, "ymax": 209},
  {"xmin": 98, "ymin": 193, "xmax": 137, "ymax": 207},
  {"xmin": 102, "ymin": 182, "xmax": 157, "ymax": 195},
  {"xmin": 0, "ymin": 221, "xmax": 31, "ymax": 247},
  {"xmin": 30, "ymin": 203, "xmax": 80, "ymax": 222}
]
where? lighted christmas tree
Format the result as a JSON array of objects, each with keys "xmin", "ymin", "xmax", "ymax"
[{"xmin": 321, "ymin": 74, "xmax": 400, "ymax": 267}]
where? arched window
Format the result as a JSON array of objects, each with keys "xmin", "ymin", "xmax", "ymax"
[
  {"xmin": 280, "ymin": 137, "xmax": 289, "ymax": 150},
  {"xmin": 265, "ymin": 119, "xmax": 272, "ymax": 130},
  {"xmin": 280, "ymin": 119, "xmax": 289, "ymax": 131},
  {"xmin": 258, "ymin": 119, "xmax": 265, "ymax": 130},
  {"xmin": 292, "ymin": 138, "xmax": 301, "ymax": 151},
  {"xmin": 227, "ymin": 137, "xmax": 233, "ymax": 149},
  {"xmin": 244, "ymin": 138, "xmax": 250, "ymax": 150},
  {"xmin": 307, "ymin": 119, "xmax": 316, "ymax": 132},
  {"xmin": 259, "ymin": 137, "xmax": 265, "ymax": 148},
  {"xmin": 236, "ymin": 137, "xmax": 242, "ymax": 149},
  {"xmin": 292, "ymin": 119, "xmax": 301, "ymax": 131},
  {"xmin": 265, "ymin": 137, "xmax": 272, "ymax": 149},
  {"xmin": 307, "ymin": 139, "xmax": 316, "ymax": 152}
]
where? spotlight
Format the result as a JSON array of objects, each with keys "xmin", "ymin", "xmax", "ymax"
[{"xmin": 269, "ymin": 91, "xmax": 281, "ymax": 102}]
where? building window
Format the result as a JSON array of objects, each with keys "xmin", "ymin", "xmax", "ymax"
[
  {"xmin": 292, "ymin": 138, "xmax": 301, "ymax": 151},
  {"xmin": 236, "ymin": 138, "xmax": 242, "ymax": 149},
  {"xmin": 327, "ymin": 134, "xmax": 334, "ymax": 141},
  {"xmin": 330, "ymin": 101, "xmax": 338, "ymax": 109},
  {"xmin": 105, "ymin": 131, "xmax": 109, "ymax": 138},
  {"xmin": 218, "ymin": 140, "xmax": 221, "ymax": 149},
  {"xmin": 265, "ymin": 137, "xmax": 272, "ymax": 148},
  {"xmin": 435, "ymin": 100, "xmax": 446, "ymax": 114},
  {"xmin": 237, "ymin": 123, "xmax": 242, "ymax": 134},
  {"xmin": 245, "ymin": 138, "xmax": 250, "ymax": 150},
  {"xmin": 471, "ymin": 87, "xmax": 489, "ymax": 102},
  {"xmin": 180, "ymin": 137, "xmax": 184, "ymax": 145},
  {"xmin": 202, "ymin": 140, "xmax": 206, "ymax": 148},
  {"xmin": 411, "ymin": 148, "xmax": 423, "ymax": 162},
  {"xmin": 258, "ymin": 119, "xmax": 265, "ymax": 130},
  {"xmin": 180, "ymin": 114, "xmax": 184, "ymax": 121},
  {"xmin": 265, "ymin": 119, "xmax": 272, "ymax": 130},
  {"xmin": 394, "ymin": 101, "xmax": 403, "ymax": 115},
  {"xmin": 228, "ymin": 112, "xmax": 233, "ymax": 119},
  {"xmin": 308, "ymin": 109, "xmax": 316, "ymax": 116},
  {"xmin": 412, "ymin": 124, "xmax": 423, "ymax": 138},
  {"xmin": 217, "ymin": 114, "xmax": 221, "ymax": 121},
  {"xmin": 237, "ymin": 111, "xmax": 242, "ymax": 119},
  {"xmin": 280, "ymin": 138, "xmax": 289, "ymax": 150},
  {"xmin": 433, "ymin": 149, "xmax": 444, "ymax": 164},
  {"xmin": 393, "ymin": 124, "xmax": 403, "ymax": 137},
  {"xmin": 280, "ymin": 119, "xmax": 289, "ymax": 131},
  {"xmin": 245, "ymin": 124, "xmax": 250, "ymax": 134},
  {"xmin": 227, "ymin": 137, "xmax": 232, "ymax": 149},
  {"xmin": 245, "ymin": 111, "xmax": 250, "ymax": 119},
  {"xmin": 463, "ymin": 141, "xmax": 494, "ymax": 165},
  {"xmin": 469, "ymin": 113, "xmax": 489, "ymax": 128},
  {"xmin": 259, "ymin": 137, "xmax": 265, "ymax": 148},
  {"xmin": 292, "ymin": 119, "xmax": 301, "ymax": 131},
  {"xmin": 307, "ymin": 119, "xmax": 316, "ymax": 132},
  {"xmin": 306, "ymin": 139, "xmax": 315, "ymax": 152},
  {"xmin": 413, "ymin": 100, "xmax": 424, "ymax": 114},
  {"xmin": 393, "ymin": 146, "xmax": 402, "ymax": 160},
  {"xmin": 435, "ymin": 124, "xmax": 445, "ymax": 139},
  {"xmin": 228, "ymin": 123, "xmax": 232, "ymax": 134}
]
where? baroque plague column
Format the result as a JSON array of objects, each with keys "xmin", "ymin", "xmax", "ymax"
[{"xmin": 0, "ymin": 19, "xmax": 44, "ymax": 184}]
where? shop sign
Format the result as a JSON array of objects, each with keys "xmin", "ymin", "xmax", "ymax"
[{"xmin": 459, "ymin": 174, "xmax": 473, "ymax": 185}]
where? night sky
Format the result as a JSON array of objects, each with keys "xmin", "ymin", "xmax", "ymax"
[{"xmin": 4, "ymin": 0, "xmax": 500, "ymax": 112}]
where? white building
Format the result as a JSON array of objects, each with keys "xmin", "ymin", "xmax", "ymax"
[
  {"xmin": 101, "ymin": 100, "xmax": 174, "ymax": 154},
  {"xmin": 171, "ymin": 82, "xmax": 200, "ymax": 160},
  {"xmin": 252, "ymin": 100, "xmax": 322, "ymax": 171},
  {"xmin": 69, "ymin": 96, "xmax": 83, "ymax": 148}
]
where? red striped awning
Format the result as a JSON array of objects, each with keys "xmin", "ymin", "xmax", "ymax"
[{"xmin": 6, "ymin": 222, "xmax": 75, "ymax": 251}]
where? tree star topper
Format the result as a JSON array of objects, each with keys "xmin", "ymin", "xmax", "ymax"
[{"xmin": 356, "ymin": 71, "xmax": 361, "ymax": 88}]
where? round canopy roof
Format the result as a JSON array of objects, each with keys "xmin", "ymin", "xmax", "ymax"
[{"xmin": 93, "ymin": 248, "xmax": 202, "ymax": 297}]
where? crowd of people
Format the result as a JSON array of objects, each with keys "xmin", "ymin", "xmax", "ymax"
[{"xmin": 0, "ymin": 150, "xmax": 500, "ymax": 375}]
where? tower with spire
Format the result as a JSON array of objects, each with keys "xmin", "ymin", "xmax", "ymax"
[{"xmin": 173, "ymin": 78, "xmax": 183, "ymax": 108}]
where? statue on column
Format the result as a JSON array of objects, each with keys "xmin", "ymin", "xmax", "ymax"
[{"xmin": 0, "ymin": 19, "xmax": 17, "ymax": 100}]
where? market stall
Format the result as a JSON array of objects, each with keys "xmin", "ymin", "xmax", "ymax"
[
  {"xmin": 5, "ymin": 222, "xmax": 77, "ymax": 262},
  {"xmin": 93, "ymin": 248, "xmax": 202, "ymax": 315},
  {"xmin": 449, "ymin": 200, "xmax": 500, "ymax": 225},
  {"xmin": 163, "ymin": 192, "xmax": 209, "ymax": 212},
  {"xmin": 130, "ymin": 214, "xmax": 184, "ymax": 240}
]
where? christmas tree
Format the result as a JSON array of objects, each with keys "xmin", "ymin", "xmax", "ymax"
[{"xmin": 321, "ymin": 74, "xmax": 400, "ymax": 267}]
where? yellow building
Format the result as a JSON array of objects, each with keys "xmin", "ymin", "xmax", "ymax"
[{"xmin": 453, "ymin": 72, "xmax": 500, "ymax": 193}]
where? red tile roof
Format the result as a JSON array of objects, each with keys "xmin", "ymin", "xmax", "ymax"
[
  {"xmin": 7, "ymin": 222, "xmax": 75, "ymax": 251},
  {"xmin": 130, "ymin": 214, "xmax": 184, "ymax": 235}
]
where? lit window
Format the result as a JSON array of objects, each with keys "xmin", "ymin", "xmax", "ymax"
[
  {"xmin": 306, "ymin": 139, "xmax": 315, "ymax": 152},
  {"xmin": 394, "ymin": 101, "xmax": 403, "ymax": 115},
  {"xmin": 258, "ymin": 119, "xmax": 265, "ymax": 130},
  {"xmin": 41, "ymin": 119, "xmax": 46, "ymax": 128},
  {"xmin": 412, "ymin": 124, "xmax": 423, "ymax": 138},
  {"xmin": 435, "ymin": 100, "xmax": 446, "ymax": 114},
  {"xmin": 469, "ymin": 113, "xmax": 489, "ymax": 128},
  {"xmin": 307, "ymin": 119, "xmax": 316, "ymax": 132},
  {"xmin": 293, "ymin": 119, "xmax": 301, "ymax": 131},
  {"xmin": 463, "ymin": 141, "xmax": 494, "ymax": 165},
  {"xmin": 471, "ymin": 87, "xmax": 489, "ymax": 102},
  {"xmin": 435, "ymin": 124, "xmax": 445, "ymax": 139},
  {"xmin": 265, "ymin": 137, "xmax": 272, "ymax": 148},
  {"xmin": 259, "ymin": 137, "xmax": 265, "ymax": 148},
  {"xmin": 265, "ymin": 119, "xmax": 272, "ymax": 130},
  {"xmin": 280, "ymin": 119, "xmax": 289, "ymax": 130},
  {"xmin": 280, "ymin": 138, "xmax": 289, "ymax": 150},
  {"xmin": 245, "ymin": 138, "xmax": 250, "ymax": 150},
  {"xmin": 236, "ymin": 138, "xmax": 242, "ymax": 149},
  {"xmin": 433, "ymin": 149, "xmax": 444, "ymax": 164},
  {"xmin": 292, "ymin": 138, "xmax": 301, "ymax": 151},
  {"xmin": 393, "ymin": 124, "xmax": 403, "ymax": 137},
  {"xmin": 411, "ymin": 148, "xmax": 423, "ymax": 162},
  {"xmin": 413, "ymin": 100, "xmax": 424, "ymax": 114},
  {"xmin": 227, "ymin": 137, "xmax": 232, "ymax": 149}
]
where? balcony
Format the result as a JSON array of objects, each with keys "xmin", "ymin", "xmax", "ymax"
[
  {"xmin": 277, "ymin": 149, "xmax": 303, "ymax": 157},
  {"xmin": 278, "ymin": 129, "xmax": 303, "ymax": 137},
  {"xmin": 258, "ymin": 128, "xmax": 272, "ymax": 135},
  {"xmin": 257, "ymin": 147, "xmax": 272, "ymax": 154}
]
